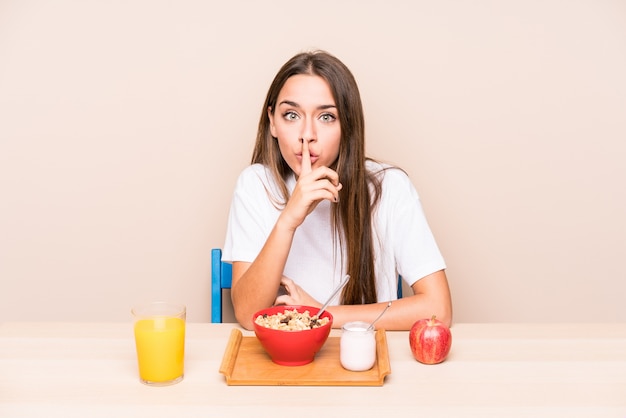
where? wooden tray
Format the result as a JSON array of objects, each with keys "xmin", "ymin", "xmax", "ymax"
[{"xmin": 219, "ymin": 328, "xmax": 391, "ymax": 386}]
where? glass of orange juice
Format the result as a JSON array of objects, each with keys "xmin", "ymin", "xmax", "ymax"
[{"xmin": 131, "ymin": 302, "xmax": 186, "ymax": 386}]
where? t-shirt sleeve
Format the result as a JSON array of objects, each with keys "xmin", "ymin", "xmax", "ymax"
[
  {"xmin": 222, "ymin": 166, "xmax": 280, "ymax": 264},
  {"xmin": 383, "ymin": 169, "xmax": 446, "ymax": 286}
]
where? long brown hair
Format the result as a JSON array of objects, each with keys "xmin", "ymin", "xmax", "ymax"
[{"xmin": 251, "ymin": 50, "xmax": 383, "ymax": 304}]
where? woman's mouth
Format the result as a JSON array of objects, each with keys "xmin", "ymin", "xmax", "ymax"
[{"xmin": 298, "ymin": 153, "xmax": 319, "ymax": 164}]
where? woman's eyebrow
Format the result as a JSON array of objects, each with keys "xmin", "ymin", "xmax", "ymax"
[
  {"xmin": 278, "ymin": 100, "xmax": 299, "ymax": 108},
  {"xmin": 278, "ymin": 100, "xmax": 336, "ymax": 110}
]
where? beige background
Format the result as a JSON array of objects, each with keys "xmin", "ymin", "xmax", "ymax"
[{"xmin": 1, "ymin": 0, "xmax": 624, "ymax": 323}]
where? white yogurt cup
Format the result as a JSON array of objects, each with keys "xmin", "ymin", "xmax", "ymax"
[{"xmin": 340, "ymin": 321, "xmax": 376, "ymax": 371}]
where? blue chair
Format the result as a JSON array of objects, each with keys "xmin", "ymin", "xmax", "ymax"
[
  {"xmin": 210, "ymin": 248, "xmax": 403, "ymax": 323},
  {"xmin": 211, "ymin": 248, "xmax": 232, "ymax": 323}
]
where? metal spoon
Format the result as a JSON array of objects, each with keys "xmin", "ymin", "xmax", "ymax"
[
  {"xmin": 366, "ymin": 301, "xmax": 392, "ymax": 331},
  {"xmin": 313, "ymin": 274, "xmax": 350, "ymax": 320}
]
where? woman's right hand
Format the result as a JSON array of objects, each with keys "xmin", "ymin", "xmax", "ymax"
[
  {"xmin": 274, "ymin": 276, "xmax": 321, "ymax": 308},
  {"xmin": 279, "ymin": 140, "xmax": 342, "ymax": 231}
]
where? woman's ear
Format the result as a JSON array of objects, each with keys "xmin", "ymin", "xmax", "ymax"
[{"xmin": 268, "ymin": 106, "xmax": 277, "ymax": 138}]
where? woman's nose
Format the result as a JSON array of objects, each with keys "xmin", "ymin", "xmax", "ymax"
[{"xmin": 299, "ymin": 119, "xmax": 316, "ymax": 142}]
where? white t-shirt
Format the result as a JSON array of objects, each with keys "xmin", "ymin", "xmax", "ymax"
[{"xmin": 222, "ymin": 161, "xmax": 446, "ymax": 305}]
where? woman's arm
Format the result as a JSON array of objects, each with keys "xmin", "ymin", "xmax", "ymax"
[
  {"xmin": 230, "ymin": 218, "xmax": 295, "ymax": 330},
  {"xmin": 325, "ymin": 269, "xmax": 452, "ymax": 330}
]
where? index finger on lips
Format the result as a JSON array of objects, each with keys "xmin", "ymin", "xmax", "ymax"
[{"xmin": 301, "ymin": 139, "xmax": 312, "ymax": 176}]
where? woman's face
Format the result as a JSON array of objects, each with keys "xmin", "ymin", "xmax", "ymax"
[{"xmin": 268, "ymin": 74, "xmax": 341, "ymax": 177}]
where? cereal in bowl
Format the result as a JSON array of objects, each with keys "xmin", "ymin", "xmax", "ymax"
[{"xmin": 255, "ymin": 308, "xmax": 329, "ymax": 330}]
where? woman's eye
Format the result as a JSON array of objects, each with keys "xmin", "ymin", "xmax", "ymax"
[
  {"xmin": 283, "ymin": 111, "xmax": 299, "ymax": 121},
  {"xmin": 320, "ymin": 113, "xmax": 336, "ymax": 123}
]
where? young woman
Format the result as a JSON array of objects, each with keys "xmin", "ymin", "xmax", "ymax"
[{"xmin": 222, "ymin": 50, "xmax": 452, "ymax": 330}]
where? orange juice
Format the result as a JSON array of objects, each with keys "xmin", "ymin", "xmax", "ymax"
[{"xmin": 134, "ymin": 316, "xmax": 185, "ymax": 384}]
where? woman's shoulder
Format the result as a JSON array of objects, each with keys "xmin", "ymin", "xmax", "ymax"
[
  {"xmin": 236, "ymin": 164, "xmax": 272, "ymax": 183},
  {"xmin": 238, "ymin": 163, "xmax": 268, "ymax": 176},
  {"xmin": 366, "ymin": 159, "xmax": 412, "ymax": 188},
  {"xmin": 233, "ymin": 164, "xmax": 266, "ymax": 189},
  {"xmin": 235, "ymin": 164, "xmax": 285, "ymax": 197}
]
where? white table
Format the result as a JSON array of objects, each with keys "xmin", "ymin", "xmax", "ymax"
[{"xmin": 1, "ymin": 322, "xmax": 625, "ymax": 417}]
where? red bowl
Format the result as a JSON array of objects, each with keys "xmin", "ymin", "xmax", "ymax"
[{"xmin": 252, "ymin": 305, "xmax": 333, "ymax": 366}]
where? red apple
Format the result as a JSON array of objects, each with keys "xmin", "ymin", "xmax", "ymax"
[{"xmin": 409, "ymin": 315, "xmax": 452, "ymax": 364}]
